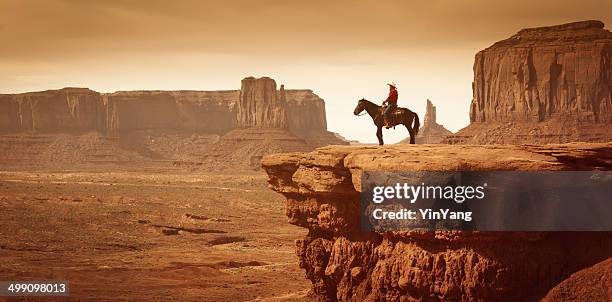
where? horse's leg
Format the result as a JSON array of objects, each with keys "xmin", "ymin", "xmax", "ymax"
[
  {"xmin": 401, "ymin": 113, "xmax": 416, "ymax": 144},
  {"xmin": 405, "ymin": 124, "xmax": 415, "ymax": 144},
  {"xmin": 376, "ymin": 126, "xmax": 384, "ymax": 146}
]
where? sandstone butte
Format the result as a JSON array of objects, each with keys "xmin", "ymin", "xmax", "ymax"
[
  {"xmin": 402, "ymin": 99, "xmax": 452, "ymax": 144},
  {"xmin": 262, "ymin": 142, "xmax": 612, "ymax": 301},
  {"xmin": 447, "ymin": 20, "xmax": 612, "ymax": 144}
]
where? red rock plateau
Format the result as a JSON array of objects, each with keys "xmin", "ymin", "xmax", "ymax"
[
  {"xmin": 402, "ymin": 99, "xmax": 453, "ymax": 144},
  {"xmin": 0, "ymin": 77, "xmax": 346, "ymax": 170},
  {"xmin": 447, "ymin": 20, "xmax": 612, "ymax": 144},
  {"xmin": 262, "ymin": 143, "xmax": 612, "ymax": 301}
]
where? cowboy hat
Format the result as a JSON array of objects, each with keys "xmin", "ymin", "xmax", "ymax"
[{"xmin": 387, "ymin": 82, "xmax": 397, "ymax": 88}]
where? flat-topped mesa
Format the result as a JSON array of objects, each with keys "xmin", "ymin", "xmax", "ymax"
[
  {"xmin": 471, "ymin": 20, "xmax": 612, "ymax": 124},
  {"xmin": 448, "ymin": 20, "xmax": 612, "ymax": 144},
  {"xmin": 262, "ymin": 143, "xmax": 612, "ymax": 301},
  {"xmin": 493, "ymin": 20, "xmax": 611, "ymax": 46},
  {"xmin": 236, "ymin": 77, "xmax": 288, "ymax": 128},
  {"xmin": 0, "ymin": 77, "xmax": 346, "ymax": 147}
]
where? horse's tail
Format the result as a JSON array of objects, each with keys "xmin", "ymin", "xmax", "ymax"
[{"xmin": 413, "ymin": 112, "xmax": 420, "ymax": 135}]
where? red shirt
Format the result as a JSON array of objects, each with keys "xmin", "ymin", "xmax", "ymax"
[{"xmin": 385, "ymin": 89, "xmax": 398, "ymax": 104}]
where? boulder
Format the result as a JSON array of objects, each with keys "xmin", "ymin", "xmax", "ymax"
[{"xmin": 542, "ymin": 257, "xmax": 611, "ymax": 302}]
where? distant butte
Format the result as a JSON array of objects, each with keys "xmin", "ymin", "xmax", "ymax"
[
  {"xmin": 0, "ymin": 77, "xmax": 347, "ymax": 170},
  {"xmin": 402, "ymin": 99, "xmax": 452, "ymax": 144},
  {"xmin": 446, "ymin": 20, "xmax": 612, "ymax": 144}
]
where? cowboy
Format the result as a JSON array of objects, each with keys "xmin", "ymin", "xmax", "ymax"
[{"xmin": 382, "ymin": 82, "xmax": 398, "ymax": 128}]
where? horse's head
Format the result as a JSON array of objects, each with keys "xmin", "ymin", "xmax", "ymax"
[{"xmin": 354, "ymin": 98, "xmax": 367, "ymax": 115}]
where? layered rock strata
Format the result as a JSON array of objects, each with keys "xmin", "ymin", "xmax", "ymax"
[
  {"xmin": 237, "ymin": 77, "xmax": 288, "ymax": 128},
  {"xmin": 449, "ymin": 20, "xmax": 612, "ymax": 144},
  {"xmin": 0, "ymin": 88, "xmax": 106, "ymax": 133},
  {"xmin": 262, "ymin": 143, "xmax": 612, "ymax": 301},
  {"xmin": 0, "ymin": 77, "xmax": 345, "ymax": 147}
]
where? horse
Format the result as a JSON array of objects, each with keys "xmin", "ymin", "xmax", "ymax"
[{"xmin": 353, "ymin": 98, "xmax": 420, "ymax": 145}]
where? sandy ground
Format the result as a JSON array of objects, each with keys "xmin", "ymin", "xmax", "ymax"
[{"xmin": 0, "ymin": 170, "xmax": 311, "ymax": 301}]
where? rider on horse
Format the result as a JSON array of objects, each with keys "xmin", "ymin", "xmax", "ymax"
[{"xmin": 382, "ymin": 82, "xmax": 398, "ymax": 128}]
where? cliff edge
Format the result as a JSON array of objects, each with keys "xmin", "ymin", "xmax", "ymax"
[{"xmin": 262, "ymin": 143, "xmax": 612, "ymax": 301}]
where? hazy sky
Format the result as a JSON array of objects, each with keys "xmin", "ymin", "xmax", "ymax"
[{"xmin": 1, "ymin": 0, "xmax": 611, "ymax": 143}]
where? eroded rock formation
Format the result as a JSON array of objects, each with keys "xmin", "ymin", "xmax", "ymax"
[
  {"xmin": 0, "ymin": 77, "xmax": 346, "ymax": 169},
  {"xmin": 262, "ymin": 143, "xmax": 612, "ymax": 301},
  {"xmin": 0, "ymin": 77, "xmax": 345, "ymax": 148},
  {"xmin": 104, "ymin": 90, "xmax": 238, "ymax": 136},
  {"xmin": 237, "ymin": 77, "xmax": 288, "ymax": 128},
  {"xmin": 448, "ymin": 20, "xmax": 612, "ymax": 144},
  {"xmin": 403, "ymin": 99, "xmax": 453, "ymax": 144},
  {"xmin": 0, "ymin": 88, "xmax": 106, "ymax": 133}
]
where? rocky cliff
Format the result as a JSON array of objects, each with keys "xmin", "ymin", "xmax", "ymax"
[
  {"xmin": 0, "ymin": 77, "xmax": 346, "ymax": 170},
  {"xmin": 285, "ymin": 88, "xmax": 327, "ymax": 135},
  {"xmin": 403, "ymin": 99, "xmax": 453, "ymax": 144},
  {"xmin": 0, "ymin": 77, "xmax": 345, "ymax": 147},
  {"xmin": 0, "ymin": 88, "xmax": 106, "ymax": 133},
  {"xmin": 105, "ymin": 90, "xmax": 238, "ymax": 135},
  {"xmin": 0, "ymin": 89, "xmax": 240, "ymax": 136},
  {"xmin": 262, "ymin": 143, "xmax": 612, "ymax": 301},
  {"xmin": 285, "ymin": 88, "xmax": 343, "ymax": 147},
  {"xmin": 448, "ymin": 20, "xmax": 612, "ymax": 144},
  {"xmin": 236, "ymin": 77, "xmax": 288, "ymax": 128}
]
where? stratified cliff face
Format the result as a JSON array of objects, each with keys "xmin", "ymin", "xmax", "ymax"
[
  {"xmin": 403, "ymin": 99, "xmax": 452, "ymax": 144},
  {"xmin": 0, "ymin": 77, "xmax": 346, "ymax": 169},
  {"xmin": 0, "ymin": 77, "xmax": 345, "ymax": 147},
  {"xmin": 262, "ymin": 143, "xmax": 612, "ymax": 301},
  {"xmin": 450, "ymin": 20, "xmax": 612, "ymax": 144},
  {"xmin": 284, "ymin": 88, "xmax": 342, "ymax": 147},
  {"xmin": 236, "ymin": 77, "xmax": 288, "ymax": 128},
  {"xmin": 0, "ymin": 89, "xmax": 239, "ymax": 135},
  {"xmin": 285, "ymin": 88, "xmax": 327, "ymax": 134},
  {"xmin": 471, "ymin": 20, "xmax": 612, "ymax": 123},
  {"xmin": 105, "ymin": 90, "xmax": 238, "ymax": 135},
  {"xmin": 0, "ymin": 88, "xmax": 106, "ymax": 133}
]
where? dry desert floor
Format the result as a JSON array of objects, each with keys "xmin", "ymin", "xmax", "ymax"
[{"xmin": 0, "ymin": 170, "xmax": 310, "ymax": 301}]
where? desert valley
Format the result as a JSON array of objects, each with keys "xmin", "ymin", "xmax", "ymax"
[{"xmin": 1, "ymin": 19, "xmax": 611, "ymax": 302}]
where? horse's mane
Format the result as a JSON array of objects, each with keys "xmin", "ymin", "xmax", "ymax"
[{"xmin": 360, "ymin": 98, "xmax": 379, "ymax": 107}]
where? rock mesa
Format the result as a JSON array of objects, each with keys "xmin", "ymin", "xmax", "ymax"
[
  {"xmin": 0, "ymin": 77, "xmax": 346, "ymax": 169},
  {"xmin": 0, "ymin": 77, "xmax": 344, "ymax": 147},
  {"xmin": 448, "ymin": 20, "xmax": 612, "ymax": 144}
]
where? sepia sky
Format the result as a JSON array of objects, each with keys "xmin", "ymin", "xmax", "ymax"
[{"xmin": 1, "ymin": 0, "xmax": 611, "ymax": 143}]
